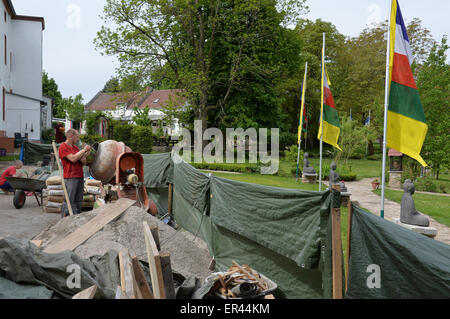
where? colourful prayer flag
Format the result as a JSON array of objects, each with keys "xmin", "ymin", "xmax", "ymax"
[
  {"xmin": 387, "ymin": 0, "xmax": 428, "ymax": 167},
  {"xmin": 318, "ymin": 62, "xmax": 342, "ymax": 151}
]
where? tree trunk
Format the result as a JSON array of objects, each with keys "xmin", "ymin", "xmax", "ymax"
[{"xmin": 368, "ymin": 140, "xmax": 374, "ymax": 155}]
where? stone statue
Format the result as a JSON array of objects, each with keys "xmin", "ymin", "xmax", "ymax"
[
  {"xmin": 303, "ymin": 153, "xmax": 316, "ymax": 174},
  {"xmin": 400, "ymin": 179, "xmax": 430, "ymax": 227},
  {"xmin": 329, "ymin": 162, "xmax": 347, "ymax": 192}
]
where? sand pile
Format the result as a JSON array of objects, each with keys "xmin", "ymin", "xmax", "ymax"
[{"xmin": 34, "ymin": 205, "xmax": 213, "ymax": 281}]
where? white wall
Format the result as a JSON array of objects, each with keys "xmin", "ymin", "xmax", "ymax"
[
  {"xmin": 10, "ymin": 19, "xmax": 43, "ymax": 100},
  {"xmin": 0, "ymin": 1, "xmax": 12, "ymax": 132},
  {"xmin": 5, "ymin": 93, "xmax": 41, "ymax": 140}
]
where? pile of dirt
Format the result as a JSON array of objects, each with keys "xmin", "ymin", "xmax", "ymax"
[{"xmin": 34, "ymin": 205, "xmax": 214, "ymax": 281}]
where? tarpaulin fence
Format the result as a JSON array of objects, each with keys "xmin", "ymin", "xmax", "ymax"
[
  {"xmin": 143, "ymin": 153, "xmax": 336, "ymax": 299},
  {"xmin": 345, "ymin": 203, "xmax": 450, "ymax": 299}
]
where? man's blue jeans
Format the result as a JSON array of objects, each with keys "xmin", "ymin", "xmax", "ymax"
[
  {"xmin": 61, "ymin": 178, "xmax": 84, "ymax": 218},
  {"xmin": 0, "ymin": 181, "xmax": 13, "ymax": 192}
]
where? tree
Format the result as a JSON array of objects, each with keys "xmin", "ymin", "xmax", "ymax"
[
  {"xmin": 292, "ymin": 19, "xmax": 346, "ymax": 150},
  {"xmin": 102, "ymin": 77, "xmax": 121, "ymax": 93},
  {"xmin": 42, "ymin": 71, "xmax": 63, "ymax": 117},
  {"xmin": 95, "ymin": 0, "xmax": 308, "ymax": 143},
  {"xmin": 132, "ymin": 106, "xmax": 152, "ymax": 127},
  {"xmin": 416, "ymin": 36, "xmax": 450, "ymax": 179},
  {"xmin": 60, "ymin": 94, "xmax": 85, "ymax": 123}
]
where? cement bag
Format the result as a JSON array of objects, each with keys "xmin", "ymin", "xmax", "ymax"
[
  {"xmin": 46, "ymin": 201, "xmax": 62, "ymax": 208},
  {"xmin": 47, "ymin": 185, "xmax": 63, "ymax": 190},
  {"xmin": 48, "ymin": 195, "xmax": 64, "ymax": 203},
  {"xmin": 85, "ymin": 179, "xmax": 102, "ymax": 187},
  {"xmin": 44, "ymin": 206, "xmax": 61, "ymax": 214},
  {"xmin": 86, "ymin": 187, "xmax": 101, "ymax": 195},
  {"xmin": 46, "ymin": 176, "xmax": 62, "ymax": 186},
  {"xmin": 48, "ymin": 190, "xmax": 64, "ymax": 196}
]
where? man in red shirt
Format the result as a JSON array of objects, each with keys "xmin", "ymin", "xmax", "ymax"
[
  {"xmin": 59, "ymin": 129, "xmax": 91, "ymax": 217},
  {"xmin": 0, "ymin": 160, "xmax": 24, "ymax": 194}
]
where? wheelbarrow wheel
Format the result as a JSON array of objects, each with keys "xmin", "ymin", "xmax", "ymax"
[{"xmin": 13, "ymin": 190, "xmax": 26, "ymax": 209}]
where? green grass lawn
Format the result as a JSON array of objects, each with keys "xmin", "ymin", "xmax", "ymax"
[
  {"xmin": 373, "ymin": 189, "xmax": 450, "ymax": 227},
  {"xmin": 0, "ymin": 155, "xmax": 19, "ymax": 162}
]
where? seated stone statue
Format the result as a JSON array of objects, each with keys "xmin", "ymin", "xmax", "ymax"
[
  {"xmin": 400, "ymin": 179, "xmax": 430, "ymax": 227},
  {"xmin": 329, "ymin": 161, "xmax": 347, "ymax": 192},
  {"xmin": 302, "ymin": 153, "xmax": 316, "ymax": 174}
]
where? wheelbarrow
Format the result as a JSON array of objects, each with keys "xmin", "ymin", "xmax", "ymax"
[{"xmin": 5, "ymin": 176, "xmax": 46, "ymax": 209}]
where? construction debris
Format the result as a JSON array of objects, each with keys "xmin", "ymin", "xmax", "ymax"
[{"xmin": 205, "ymin": 261, "xmax": 277, "ymax": 299}]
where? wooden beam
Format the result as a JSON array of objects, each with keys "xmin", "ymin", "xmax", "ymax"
[
  {"xmin": 143, "ymin": 221, "xmax": 166, "ymax": 299},
  {"xmin": 72, "ymin": 285, "xmax": 97, "ymax": 299},
  {"xmin": 44, "ymin": 198, "xmax": 135, "ymax": 254},
  {"xmin": 131, "ymin": 256, "xmax": 154, "ymax": 299},
  {"xmin": 119, "ymin": 250, "xmax": 136, "ymax": 299},
  {"xmin": 115, "ymin": 286, "xmax": 126, "ymax": 299},
  {"xmin": 331, "ymin": 207, "xmax": 343, "ymax": 299},
  {"xmin": 346, "ymin": 201, "xmax": 353, "ymax": 293},
  {"xmin": 160, "ymin": 253, "xmax": 176, "ymax": 299},
  {"xmin": 52, "ymin": 141, "xmax": 73, "ymax": 216},
  {"xmin": 150, "ymin": 225, "xmax": 161, "ymax": 251}
]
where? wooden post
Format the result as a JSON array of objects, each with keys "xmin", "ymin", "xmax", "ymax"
[
  {"xmin": 168, "ymin": 183, "xmax": 173, "ymax": 216},
  {"xmin": 131, "ymin": 256, "xmax": 154, "ymax": 299},
  {"xmin": 346, "ymin": 200, "xmax": 353, "ymax": 292},
  {"xmin": 160, "ymin": 253, "xmax": 176, "ymax": 299},
  {"xmin": 150, "ymin": 225, "xmax": 161, "ymax": 251},
  {"xmin": 143, "ymin": 221, "xmax": 166, "ymax": 299},
  {"xmin": 331, "ymin": 207, "xmax": 343, "ymax": 299},
  {"xmin": 52, "ymin": 141, "xmax": 73, "ymax": 216}
]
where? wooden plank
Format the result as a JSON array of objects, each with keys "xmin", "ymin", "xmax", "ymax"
[
  {"xmin": 115, "ymin": 286, "xmax": 126, "ymax": 299},
  {"xmin": 131, "ymin": 256, "xmax": 154, "ymax": 299},
  {"xmin": 150, "ymin": 225, "xmax": 160, "ymax": 251},
  {"xmin": 72, "ymin": 285, "xmax": 97, "ymax": 299},
  {"xmin": 346, "ymin": 201, "xmax": 353, "ymax": 293},
  {"xmin": 331, "ymin": 207, "xmax": 343, "ymax": 299},
  {"xmin": 119, "ymin": 250, "xmax": 136, "ymax": 299},
  {"xmin": 143, "ymin": 221, "xmax": 166, "ymax": 299},
  {"xmin": 160, "ymin": 253, "xmax": 176, "ymax": 299},
  {"xmin": 44, "ymin": 198, "xmax": 135, "ymax": 254},
  {"xmin": 52, "ymin": 141, "xmax": 73, "ymax": 216},
  {"xmin": 30, "ymin": 240, "xmax": 43, "ymax": 248}
]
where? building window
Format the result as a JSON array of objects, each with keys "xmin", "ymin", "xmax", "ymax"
[{"xmin": 2, "ymin": 87, "xmax": 5, "ymax": 121}]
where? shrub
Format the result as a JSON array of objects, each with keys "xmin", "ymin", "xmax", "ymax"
[
  {"xmin": 415, "ymin": 177, "xmax": 438, "ymax": 193},
  {"xmin": 285, "ymin": 144, "xmax": 304, "ymax": 164},
  {"xmin": 130, "ymin": 125, "xmax": 154, "ymax": 154},
  {"xmin": 339, "ymin": 172, "xmax": 357, "ymax": 182},
  {"xmin": 41, "ymin": 128, "xmax": 54, "ymax": 144},
  {"xmin": 112, "ymin": 123, "xmax": 134, "ymax": 147},
  {"xmin": 192, "ymin": 162, "xmax": 261, "ymax": 173},
  {"xmin": 80, "ymin": 134, "xmax": 105, "ymax": 145}
]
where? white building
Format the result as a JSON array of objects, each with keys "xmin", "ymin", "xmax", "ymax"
[{"xmin": 0, "ymin": 0, "xmax": 47, "ymax": 144}]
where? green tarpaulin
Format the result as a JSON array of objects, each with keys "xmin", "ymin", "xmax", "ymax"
[
  {"xmin": 21, "ymin": 142, "xmax": 58, "ymax": 165},
  {"xmin": 345, "ymin": 204, "xmax": 450, "ymax": 299},
  {"xmin": 143, "ymin": 153, "xmax": 335, "ymax": 299}
]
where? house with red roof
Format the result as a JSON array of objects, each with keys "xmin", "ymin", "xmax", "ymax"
[{"xmin": 66, "ymin": 88, "xmax": 186, "ymax": 138}]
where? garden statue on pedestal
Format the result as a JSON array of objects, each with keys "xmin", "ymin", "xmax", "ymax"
[
  {"xmin": 400, "ymin": 179, "xmax": 430, "ymax": 227},
  {"xmin": 303, "ymin": 153, "xmax": 316, "ymax": 174},
  {"xmin": 329, "ymin": 162, "xmax": 347, "ymax": 192}
]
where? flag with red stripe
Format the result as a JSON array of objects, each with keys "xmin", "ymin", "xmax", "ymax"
[{"xmin": 388, "ymin": 0, "xmax": 428, "ymax": 167}]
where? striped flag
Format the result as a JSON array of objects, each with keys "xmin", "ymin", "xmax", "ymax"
[
  {"xmin": 318, "ymin": 65, "xmax": 342, "ymax": 151},
  {"xmin": 297, "ymin": 66, "xmax": 308, "ymax": 145},
  {"xmin": 388, "ymin": 0, "xmax": 428, "ymax": 167}
]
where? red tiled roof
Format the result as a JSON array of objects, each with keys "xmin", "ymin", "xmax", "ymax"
[
  {"xmin": 138, "ymin": 89, "xmax": 184, "ymax": 109},
  {"xmin": 85, "ymin": 89, "xmax": 185, "ymax": 111},
  {"xmin": 388, "ymin": 148, "xmax": 403, "ymax": 157}
]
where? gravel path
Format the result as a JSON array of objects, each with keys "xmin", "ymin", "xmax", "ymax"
[{"xmin": 345, "ymin": 178, "xmax": 450, "ymax": 245}]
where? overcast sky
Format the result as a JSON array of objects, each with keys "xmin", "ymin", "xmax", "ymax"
[{"xmin": 12, "ymin": 0, "xmax": 450, "ymax": 103}]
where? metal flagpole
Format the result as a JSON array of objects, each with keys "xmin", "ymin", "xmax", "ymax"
[
  {"xmin": 319, "ymin": 32, "xmax": 325, "ymax": 192},
  {"xmin": 296, "ymin": 62, "xmax": 308, "ymax": 182},
  {"xmin": 381, "ymin": 0, "xmax": 393, "ymax": 219}
]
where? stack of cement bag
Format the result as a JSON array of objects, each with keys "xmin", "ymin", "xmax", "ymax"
[
  {"xmin": 44, "ymin": 176, "xmax": 64, "ymax": 214},
  {"xmin": 83, "ymin": 179, "xmax": 102, "ymax": 209}
]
